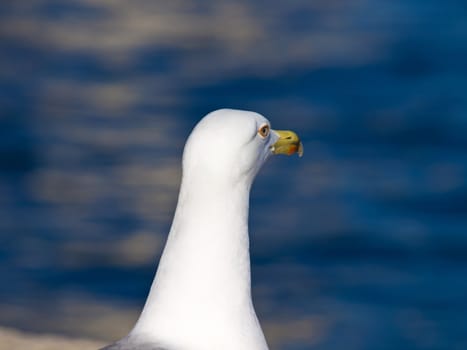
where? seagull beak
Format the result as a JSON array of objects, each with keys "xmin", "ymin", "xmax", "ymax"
[{"xmin": 271, "ymin": 130, "xmax": 304, "ymax": 157}]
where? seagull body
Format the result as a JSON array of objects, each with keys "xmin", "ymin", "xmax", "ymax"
[{"xmin": 102, "ymin": 109, "xmax": 302, "ymax": 350}]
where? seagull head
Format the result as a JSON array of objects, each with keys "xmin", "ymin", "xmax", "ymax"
[{"xmin": 181, "ymin": 109, "xmax": 303, "ymax": 187}]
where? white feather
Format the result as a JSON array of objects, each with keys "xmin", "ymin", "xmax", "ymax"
[{"xmin": 129, "ymin": 109, "xmax": 279, "ymax": 350}]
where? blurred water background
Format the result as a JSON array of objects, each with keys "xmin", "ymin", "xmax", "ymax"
[{"xmin": 1, "ymin": 1, "xmax": 467, "ymax": 349}]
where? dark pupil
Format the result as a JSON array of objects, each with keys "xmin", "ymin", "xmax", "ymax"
[{"xmin": 262, "ymin": 127, "xmax": 267, "ymax": 134}]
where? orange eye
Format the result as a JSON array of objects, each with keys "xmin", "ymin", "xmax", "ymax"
[{"xmin": 258, "ymin": 124, "xmax": 270, "ymax": 138}]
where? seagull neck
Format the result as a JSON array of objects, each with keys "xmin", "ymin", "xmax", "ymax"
[
  {"xmin": 177, "ymin": 175, "xmax": 252, "ymax": 230},
  {"xmin": 163, "ymin": 175, "xmax": 253, "ymax": 296},
  {"xmin": 132, "ymin": 175, "xmax": 266, "ymax": 349}
]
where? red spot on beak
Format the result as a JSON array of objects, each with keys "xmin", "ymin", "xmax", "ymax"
[{"xmin": 288, "ymin": 145, "xmax": 298, "ymax": 155}]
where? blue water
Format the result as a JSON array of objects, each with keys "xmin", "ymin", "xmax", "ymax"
[{"xmin": 1, "ymin": 1, "xmax": 466, "ymax": 349}]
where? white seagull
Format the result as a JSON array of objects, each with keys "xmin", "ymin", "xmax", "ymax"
[{"xmin": 102, "ymin": 109, "xmax": 303, "ymax": 350}]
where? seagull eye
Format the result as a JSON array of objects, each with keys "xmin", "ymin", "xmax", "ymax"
[{"xmin": 258, "ymin": 124, "xmax": 270, "ymax": 138}]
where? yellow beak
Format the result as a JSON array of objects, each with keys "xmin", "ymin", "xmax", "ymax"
[{"xmin": 271, "ymin": 130, "xmax": 304, "ymax": 157}]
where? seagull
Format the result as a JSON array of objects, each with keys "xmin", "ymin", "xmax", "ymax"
[{"xmin": 101, "ymin": 109, "xmax": 303, "ymax": 350}]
